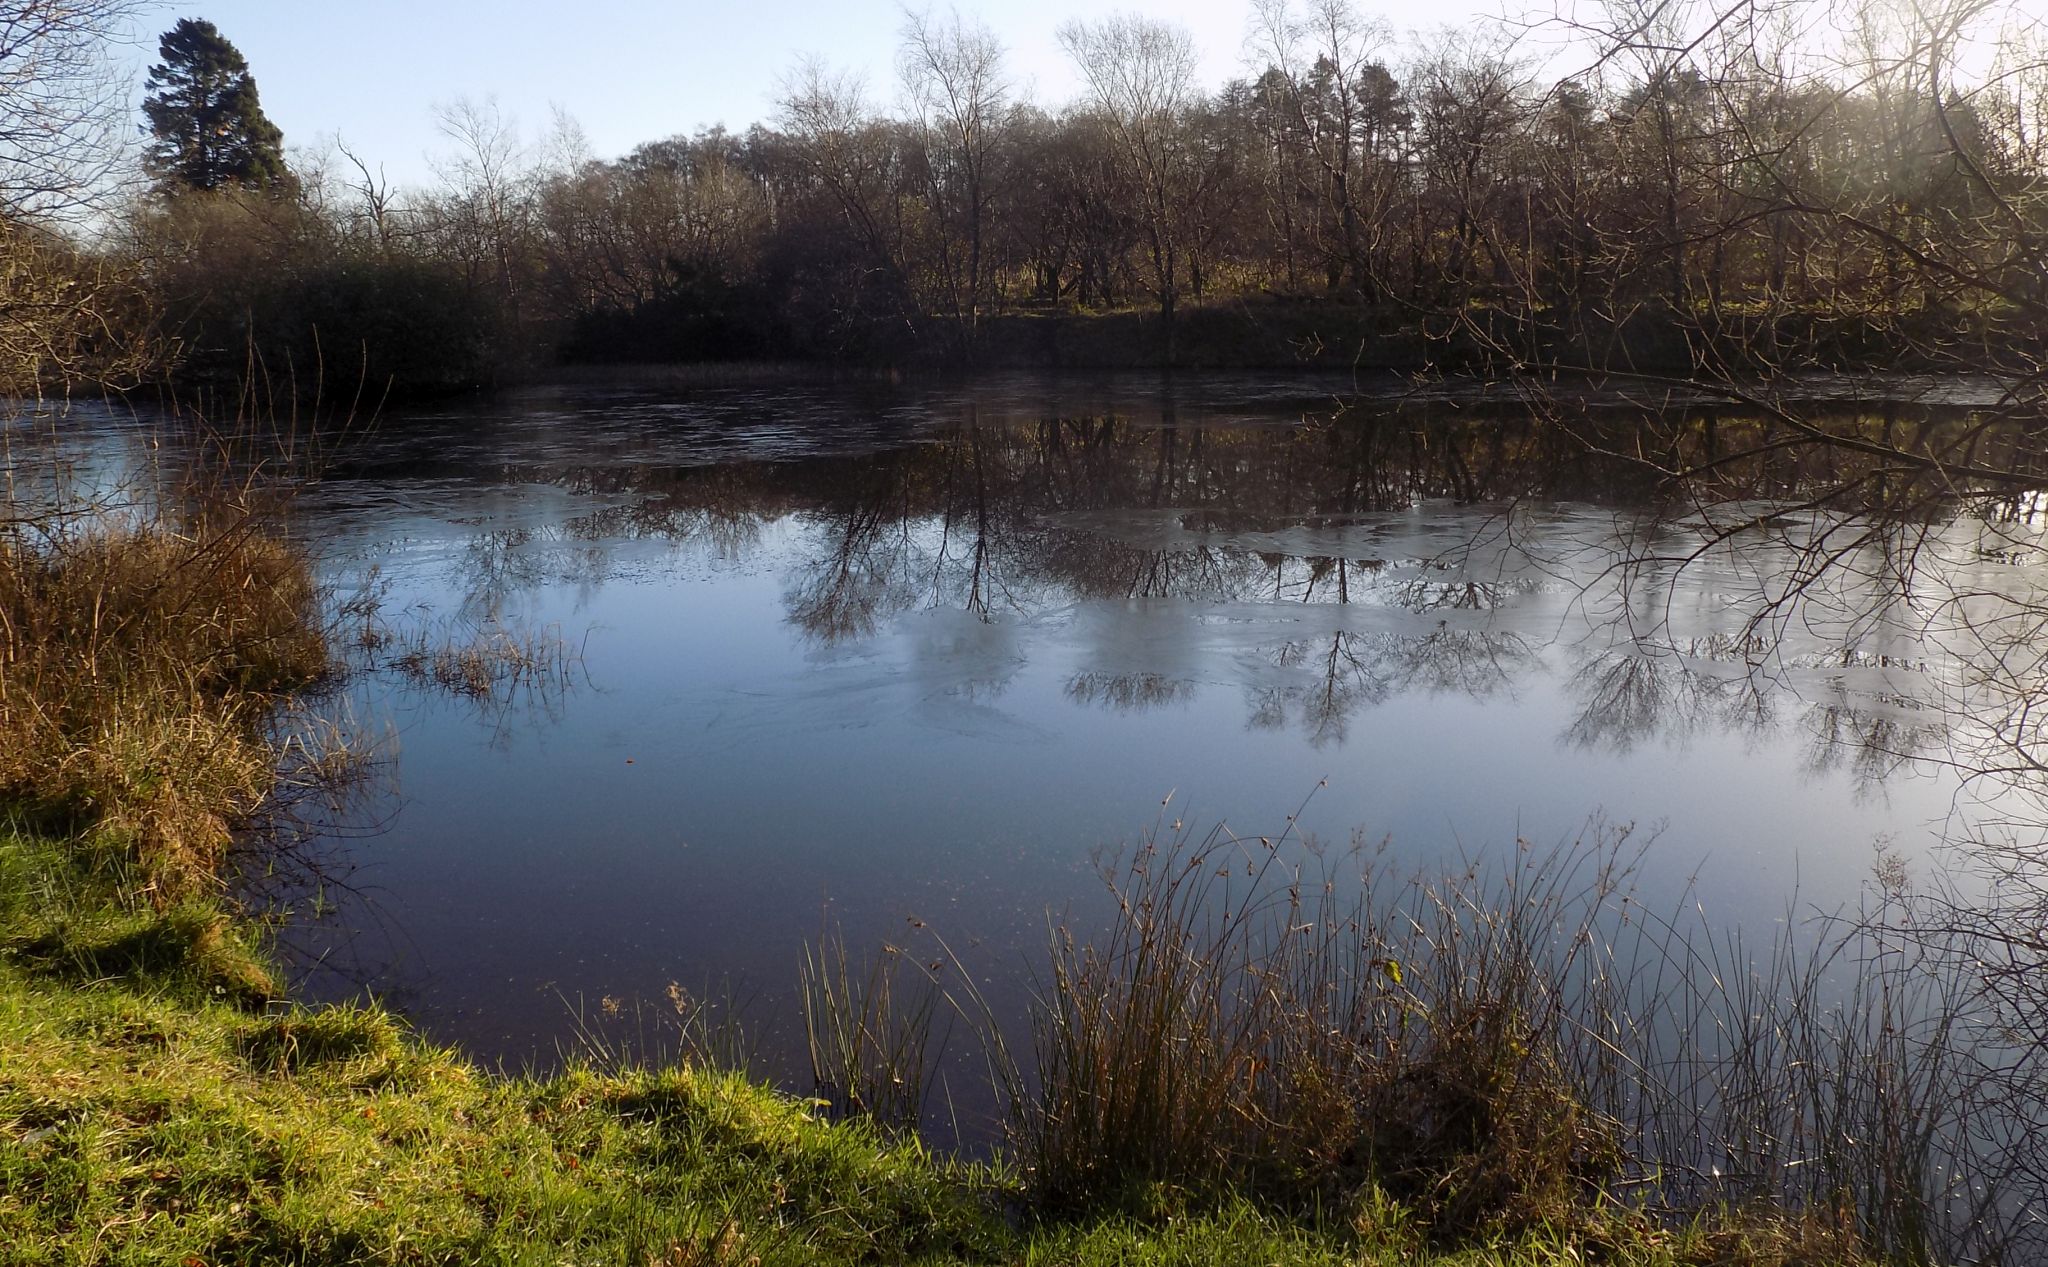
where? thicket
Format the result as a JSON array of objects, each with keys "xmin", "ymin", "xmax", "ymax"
[
  {"xmin": 285, "ymin": 0, "xmax": 2046, "ymax": 381},
  {"xmin": 470, "ymin": 0, "xmax": 2047, "ymax": 378}
]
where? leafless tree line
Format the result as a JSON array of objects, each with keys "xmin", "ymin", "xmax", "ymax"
[
  {"xmin": 4, "ymin": 0, "xmax": 2037, "ymax": 392},
  {"xmin": 507, "ymin": 0, "xmax": 2048, "ymax": 371}
]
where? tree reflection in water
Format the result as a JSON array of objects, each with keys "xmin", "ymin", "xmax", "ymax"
[
  {"xmin": 326, "ymin": 398, "xmax": 2047, "ymax": 814},
  {"xmin": 485, "ymin": 405, "xmax": 2022, "ymax": 778}
]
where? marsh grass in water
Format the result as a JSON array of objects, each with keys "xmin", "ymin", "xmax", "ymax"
[
  {"xmin": 983, "ymin": 805, "xmax": 1630, "ymax": 1229},
  {"xmin": 800, "ymin": 926, "xmax": 948, "ymax": 1136},
  {"xmin": 338, "ymin": 563, "xmax": 582, "ymax": 709},
  {"xmin": 557, "ymin": 978, "xmax": 761, "ymax": 1081},
  {"xmin": 0, "ymin": 467, "xmax": 331, "ymax": 905},
  {"xmin": 383, "ymin": 621, "xmax": 577, "ymax": 702}
]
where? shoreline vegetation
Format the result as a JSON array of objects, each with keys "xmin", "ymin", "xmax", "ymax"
[
  {"xmin": 0, "ymin": 450, "xmax": 2035, "ymax": 1266},
  {"xmin": 529, "ymin": 298, "xmax": 2036, "ymax": 381}
]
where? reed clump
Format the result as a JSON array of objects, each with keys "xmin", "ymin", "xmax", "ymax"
[
  {"xmin": 1010, "ymin": 820, "xmax": 1624, "ymax": 1234},
  {"xmin": 0, "ymin": 496, "xmax": 328, "ymax": 901},
  {"xmin": 980, "ymin": 812, "xmax": 2043, "ymax": 1261},
  {"xmin": 800, "ymin": 929, "xmax": 944, "ymax": 1135},
  {"xmin": 384, "ymin": 621, "xmax": 575, "ymax": 701}
]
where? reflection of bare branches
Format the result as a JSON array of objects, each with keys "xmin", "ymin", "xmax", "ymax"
[
  {"xmin": 1063, "ymin": 672, "xmax": 1196, "ymax": 712},
  {"xmin": 566, "ymin": 498, "xmax": 765, "ymax": 556},
  {"xmin": 1564, "ymin": 655, "xmax": 1669, "ymax": 754},
  {"xmin": 788, "ymin": 567, "xmax": 888, "ymax": 644},
  {"xmin": 787, "ymin": 497, "xmax": 905, "ymax": 643},
  {"xmin": 328, "ymin": 411, "xmax": 2048, "ymax": 800},
  {"xmin": 1562, "ymin": 652, "xmax": 1774, "ymax": 755},
  {"xmin": 456, "ymin": 526, "xmax": 545, "ymax": 618},
  {"xmin": 1394, "ymin": 627, "xmax": 1537, "ymax": 696},
  {"xmin": 1388, "ymin": 575, "xmax": 1521, "ymax": 612},
  {"xmin": 1263, "ymin": 633, "xmax": 1393, "ymax": 745},
  {"xmin": 1250, "ymin": 628, "xmax": 1535, "ymax": 744},
  {"xmin": 1561, "ymin": 634, "xmax": 1951, "ymax": 798},
  {"xmin": 1802, "ymin": 703, "xmax": 1947, "ymax": 791}
]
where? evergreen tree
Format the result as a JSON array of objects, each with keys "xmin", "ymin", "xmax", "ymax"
[{"xmin": 142, "ymin": 19, "xmax": 290, "ymax": 194}]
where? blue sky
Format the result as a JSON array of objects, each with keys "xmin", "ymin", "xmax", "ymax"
[{"xmin": 120, "ymin": 0, "xmax": 1496, "ymax": 187}]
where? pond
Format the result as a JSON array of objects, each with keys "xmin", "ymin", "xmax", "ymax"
[{"xmin": 41, "ymin": 372, "xmax": 2046, "ymax": 1107}]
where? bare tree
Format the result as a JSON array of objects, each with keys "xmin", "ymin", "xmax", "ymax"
[
  {"xmin": 1248, "ymin": 0, "xmax": 1401, "ymax": 294},
  {"xmin": 0, "ymin": 1, "xmax": 153, "ymax": 393},
  {"xmin": 777, "ymin": 58, "xmax": 918, "ymax": 336},
  {"xmin": 534, "ymin": 132, "xmax": 768, "ymax": 320},
  {"xmin": 0, "ymin": 0, "xmax": 143, "ymax": 219},
  {"xmin": 899, "ymin": 7, "xmax": 1009, "ymax": 345},
  {"xmin": 1058, "ymin": 12, "xmax": 1202, "ymax": 340},
  {"xmin": 1405, "ymin": 29, "xmax": 1531, "ymax": 305},
  {"xmin": 334, "ymin": 135, "xmax": 398, "ymax": 251},
  {"xmin": 428, "ymin": 96, "xmax": 533, "ymax": 320}
]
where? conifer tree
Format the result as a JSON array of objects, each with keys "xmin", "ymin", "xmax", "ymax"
[{"xmin": 142, "ymin": 18, "xmax": 290, "ymax": 194}]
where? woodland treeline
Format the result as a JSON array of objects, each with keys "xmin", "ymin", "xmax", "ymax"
[{"xmin": 3, "ymin": 0, "xmax": 2046, "ymax": 397}]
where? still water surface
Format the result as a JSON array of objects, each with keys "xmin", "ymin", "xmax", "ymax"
[{"xmin": 75, "ymin": 373, "xmax": 2031, "ymax": 1082}]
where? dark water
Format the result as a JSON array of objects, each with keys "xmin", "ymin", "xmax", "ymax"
[{"xmin": 33, "ymin": 373, "xmax": 2040, "ymax": 1092}]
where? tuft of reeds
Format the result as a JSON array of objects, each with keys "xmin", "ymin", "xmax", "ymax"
[
  {"xmin": 1006, "ymin": 808, "xmax": 1624, "ymax": 1230},
  {"xmin": 382, "ymin": 620, "xmax": 577, "ymax": 702},
  {"xmin": 559, "ymin": 978, "xmax": 759, "ymax": 1078},
  {"xmin": 1610, "ymin": 882, "xmax": 2047, "ymax": 1266},
  {"xmin": 800, "ymin": 925, "xmax": 946, "ymax": 1136},
  {"xmin": 340, "ymin": 570, "xmax": 580, "ymax": 711}
]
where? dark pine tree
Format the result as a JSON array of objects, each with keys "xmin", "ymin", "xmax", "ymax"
[{"xmin": 142, "ymin": 19, "xmax": 290, "ymax": 194}]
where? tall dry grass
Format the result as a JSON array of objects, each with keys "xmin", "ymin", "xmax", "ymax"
[
  {"xmin": 0, "ymin": 429, "xmax": 329, "ymax": 901},
  {"xmin": 1002, "ymin": 812, "xmax": 1628, "ymax": 1230}
]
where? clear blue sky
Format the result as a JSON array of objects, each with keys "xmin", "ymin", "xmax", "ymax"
[{"xmin": 118, "ymin": 0, "xmax": 1498, "ymax": 188}]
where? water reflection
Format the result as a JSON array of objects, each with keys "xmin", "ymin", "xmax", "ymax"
[
  {"xmin": 65, "ymin": 377, "xmax": 2020, "ymax": 1077},
  {"xmin": 372, "ymin": 407, "xmax": 1993, "ymax": 775}
]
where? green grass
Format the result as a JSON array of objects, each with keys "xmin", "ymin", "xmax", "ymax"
[{"xmin": 0, "ymin": 830, "xmax": 998, "ymax": 1266}]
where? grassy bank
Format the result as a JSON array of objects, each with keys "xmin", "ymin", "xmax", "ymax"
[
  {"xmin": 0, "ymin": 827, "xmax": 989, "ymax": 1265},
  {"xmin": 0, "ymin": 834, "xmax": 1862, "ymax": 1267},
  {"xmin": 0, "ymin": 484, "xmax": 1899, "ymax": 1265}
]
